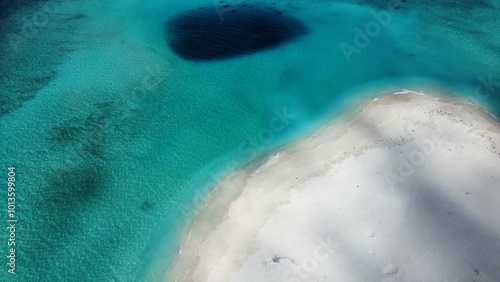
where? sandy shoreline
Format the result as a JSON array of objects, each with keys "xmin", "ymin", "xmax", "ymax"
[{"xmin": 168, "ymin": 92, "xmax": 500, "ymax": 281}]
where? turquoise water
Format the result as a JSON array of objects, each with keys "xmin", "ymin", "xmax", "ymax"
[{"xmin": 0, "ymin": 0, "xmax": 499, "ymax": 281}]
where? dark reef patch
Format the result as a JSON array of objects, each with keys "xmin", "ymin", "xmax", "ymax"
[
  {"xmin": 0, "ymin": 0, "xmax": 41, "ymax": 21},
  {"xmin": 165, "ymin": 4, "xmax": 308, "ymax": 61},
  {"xmin": 0, "ymin": 3, "xmax": 83, "ymax": 117},
  {"xmin": 46, "ymin": 165, "xmax": 104, "ymax": 205},
  {"xmin": 48, "ymin": 102, "xmax": 119, "ymax": 159},
  {"xmin": 140, "ymin": 200, "xmax": 154, "ymax": 212}
]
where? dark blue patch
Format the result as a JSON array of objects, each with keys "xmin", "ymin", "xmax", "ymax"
[
  {"xmin": 0, "ymin": 0, "xmax": 40, "ymax": 21},
  {"xmin": 165, "ymin": 5, "xmax": 308, "ymax": 61}
]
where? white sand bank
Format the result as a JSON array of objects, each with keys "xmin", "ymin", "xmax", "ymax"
[{"xmin": 170, "ymin": 93, "xmax": 500, "ymax": 282}]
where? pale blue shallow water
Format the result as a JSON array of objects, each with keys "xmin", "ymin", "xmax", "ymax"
[{"xmin": 0, "ymin": 0, "xmax": 499, "ymax": 281}]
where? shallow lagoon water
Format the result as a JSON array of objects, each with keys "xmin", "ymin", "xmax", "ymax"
[{"xmin": 0, "ymin": 0, "xmax": 499, "ymax": 281}]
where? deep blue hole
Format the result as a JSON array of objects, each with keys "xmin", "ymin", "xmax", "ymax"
[{"xmin": 165, "ymin": 4, "xmax": 308, "ymax": 61}]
